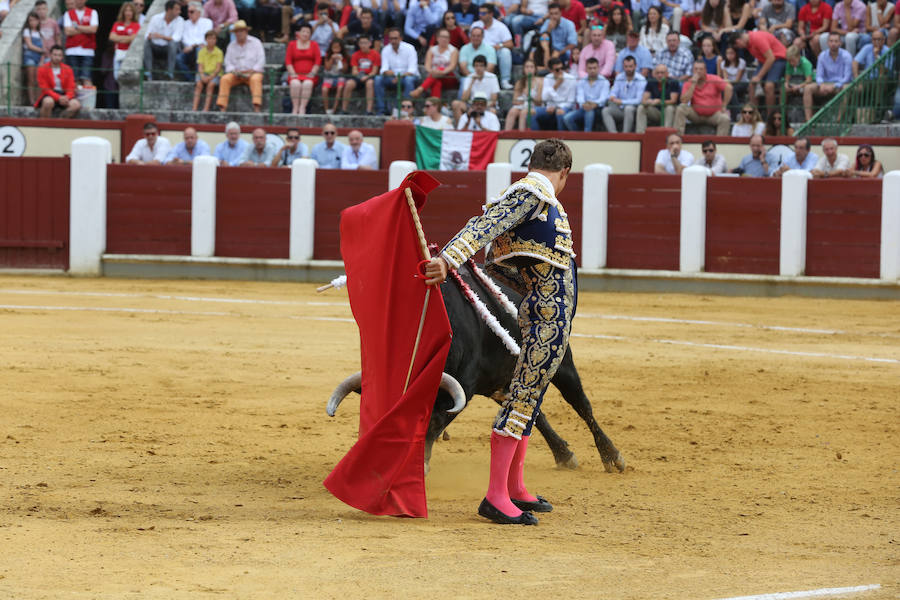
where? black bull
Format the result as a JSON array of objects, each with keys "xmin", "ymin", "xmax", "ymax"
[{"xmin": 328, "ymin": 263, "xmax": 625, "ymax": 473}]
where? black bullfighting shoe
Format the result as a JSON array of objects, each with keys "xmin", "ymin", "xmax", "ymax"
[
  {"xmin": 511, "ymin": 495, "xmax": 553, "ymax": 513},
  {"xmin": 477, "ymin": 498, "xmax": 539, "ymax": 525}
]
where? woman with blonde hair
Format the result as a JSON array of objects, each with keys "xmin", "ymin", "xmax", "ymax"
[
  {"xmin": 731, "ymin": 103, "xmax": 765, "ymax": 136},
  {"xmin": 109, "ymin": 1, "xmax": 140, "ymax": 80}
]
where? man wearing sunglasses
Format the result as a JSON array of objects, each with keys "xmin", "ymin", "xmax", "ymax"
[
  {"xmin": 698, "ymin": 140, "xmax": 727, "ymax": 174},
  {"xmin": 478, "ymin": 3, "xmax": 514, "ymax": 89},
  {"xmin": 311, "ymin": 124, "xmax": 347, "ymax": 168},
  {"xmin": 126, "ymin": 122, "xmax": 172, "ymax": 165},
  {"xmin": 273, "ymin": 127, "xmax": 311, "ymax": 167}
]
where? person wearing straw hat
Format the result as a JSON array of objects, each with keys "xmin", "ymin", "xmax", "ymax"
[
  {"xmin": 215, "ymin": 19, "xmax": 265, "ymax": 112},
  {"xmin": 424, "ymin": 138, "xmax": 576, "ymax": 526}
]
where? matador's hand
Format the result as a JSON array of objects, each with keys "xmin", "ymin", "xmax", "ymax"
[{"xmin": 424, "ymin": 256, "xmax": 448, "ymax": 285}]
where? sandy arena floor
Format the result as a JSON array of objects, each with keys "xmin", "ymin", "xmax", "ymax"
[{"xmin": 0, "ymin": 275, "xmax": 897, "ymax": 600}]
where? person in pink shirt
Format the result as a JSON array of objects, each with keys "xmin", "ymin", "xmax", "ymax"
[
  {"xmin": 734, "ymin": 29, "xmax": 786, "ymax": 115},
  {"xmin": 830, "ymin": 0, "xmax": 869, "ymax": 54},
  {"xmin": 674, "ymin": 58, "xmax": 733, "ymax": 135},
  {"xmin": 203, "ymin": 0, "xmax": 238, "ymax": 45},
  {"xmin": 578, "ymin": 25, "xmax": 615, "ymax": 78}
]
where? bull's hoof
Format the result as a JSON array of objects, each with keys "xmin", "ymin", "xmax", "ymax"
[
  {"xmin": 602, "ymin": 452, "xmax": 626, "ymax": 473},
  {"xmin": 555, "ymin": 453, "xmax": 579, "ymax": 470}
]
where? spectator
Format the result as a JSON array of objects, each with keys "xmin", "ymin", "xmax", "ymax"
[
  {"xmin": 736, "ymin": 134, "xmax": 775, "ymax": 176},
  {"xmin": 432, "ymin": 10, "xmax": 468, "ymax": 48},
  {"xmin": 505, "ymin": 58, "xmax": 543, "ymax": 130},
  {"xmin": 698, "ymin": 139, "xmax": 728, "ymax": 173},
  {"xmin": 312, "ymin": 3, "xmax": 340, "ymax": 55},
  {"xmin": 253, "ymin": 0, "xmax": 282, "ymax": 41},
  {"xmin": 404, "ymin": 0, "xmax": 443, "ymax": 50},
  {"xmin": 341, "ymin": 130, "xmax": 378, "ymax": 170},
  {"xmin": 127, "ymin": 123, "xmax": 172, "ymax": 165},
  {"xmin": 797, "ymin": 0, "xmax": 832, "ymax": 56},
  {"xmin": 655, "ymin": 30, "xmax": 693, "ymax": 81},
  {"xmin": 62, "ymin": 0, "xmax": 99, "ymax": 86},
  {"xmin": 559, "ymin": 0, "xmax": 588, "ymax": 38},
  {"xmin": 563, "ymin": 56, "xmax": 610, "ymax": 131},
  {"xmin": 659, "ymin": 0, "xmax": 681, "ymax": 25},
  {"xmin": 215, "ymin": 121, "xmax": 251, "ymax": 166},
  {"xmin": 375, "ymin": 28, "xmax": 420, "ymax": 115},
  {"xmin": 630, "ymin": 0, "xmax": 659, "ymax": 32},
  {"xmin": 672, "ymin": 0, "xmax": 704, "ymax": 39},
  {"xmin": 133, "ymin": 0, "xmax": 146, "ymax": 25},
  {"xmin": 455, "ymin": 55, "xmax": 499, "ymax": 118},
  {"xmin": 339, "ymin": 8, "xmax": 384, "ymax": 48},
  {"xmin": 532, "ymin": 56, "xmax": 576, "ymax": 129},
  {"xmin": 699, "ymin": 0, "xmax": 733, "ymax": 51},
  {"xmin": 0, "ymin": 0, "xmax": 19, "ymax": 26},
  {"xmin": 803, "ymin": 32, "xmax": 852, "ymax": 121},
  {"xmin": 810, "ymin": 137, "xmax": 851, "ymax": 178},
  {"xmin": 591, "ymin": 0, "xmax": 631, "ymax": 29},
  {"xmin": 177, "ymin": 1, "xmax": 213, "ymax": 80},
  {"xmin": 602, "ymin": 55, "xmax": 646, "ymax": 131},
  {"xmin": 674, "ymin": 59, "xmax": 732, "ymax": 136},
  {"xmin": 698, "ymin": 34, "xmax": 719, "ymax": 77},
  {"xmin": 614, "ymin": 30, "xmax": 653, "ymax": 76},
  {"xmin": 193, "ymin": 29, "xmax": 223, "ymax": 111},
  {"xmin": 458, "ymin": 91, "xmax": 503, "ymax": 129},
  {"xmin": 579, "ymin": 25, "xmax": 616, "ymax": 78},
  {"xmin": 853, "ymin": 29, "xmax": 890, "ymax": 77},
  {"xmin": 322, "ymin": 39, "xmax": 349, "ymax": 114},
  {"xmin": 203, "ymin": 0, "xmax": 239, "ymax": 44},
  {"xmin": 35, "ymin": 1, "xmax": 62, "ymax": 58},
  {"xmin": 285, "ymin": 23, "xmax": 320, "ymax": 115},
  {"xmin": 850, "ymin": 143, "xmax": 883, "ymax": 178},
  {"xmin": 654, "ymin": 132, "xmax": 694, "ymax": 173},
  {"xmin": 165, "ymin": 126, "xmax": 211, "ymax": 164},
  {"xmin": 311, "ymin": 123, "xmax": 346, "ymax": 167},
  {"xmin": 394, "ymin": 98, "xmax": 416, "ymax": 120},
  {"xmin": 718, "ymin": 44, "xmax": 746, "ymax": 108},
  {"xmin": 349, "ymin": 0, "xmax": 380, "ymax": 28},
  {"xmin": 381, "ymin": 0, "xmax": 407, "ymax": 33},
  {"xmin": 774, "ymin": 136, "xmax": 817, "ymax": 175},
  {"xmin": 731, "ymin": 102, "xmax": 764, "ymax": 136},
  {"xmin": 604, "ymin": 6, "xmax": 630, "ymax": 49},
  {"xmin": 36, "ymin": 45, "xmax": 81, "ymax": 118},
  {"xmin": 636, "ymin": 62, "xmax": 678, "ymax": 131},
  {"xmin": 764, "ymin": 110, "xmax": 793, "ymax": 136},
  {"xmin": 458, "ymin": 26, "xmax": 498, "ymax": 88},
  {"xmin": 216, "ymin": 20, "xmax": 264, "ymax": 112},
  {"xmin": 144, "ymin": 1, "xmax": 184, "ymax": 81},
  {"xmin": 726, "ymin": 0, "xmax": 752, "ymax": 34},
  {"xmin": 537, "ymin": 2, "xmax": 578, "ymax": 69},
  {"xmin": 411, "ymin": 27, "xmax": 460, "ymax": 98},
  {"xmin": 639, "ymin": 6, "xmax": 669, "ymax": 57},
  {"xmin": 507, "ymin": 0, "xmax": 550, "ymax": 39},
  {"xmin": 783, "ymin": 44, "xmax": 812, "ymax": 107},
  {"xmin": 451, "ymin": 0, "xmax": 479, "ymax": 31},
  {"xmin": 733, "ymin": 30, "xmax": 786, "ymax": 116},
  {"xmin": 566, "ymin": 46, "xmax": 582, "ymax": 76},
  {"xmin": 868, "ymin": 0, "xmax": 894, "ymax": 40},
  {"xmin": 758, "ymin": 0, "xmax": 795, "ymax": 47},
  {"xmin": 343, "ymin": 35, "xmax": 379, "ymax": 113},
  {"xmin": 830, "ymin": 0, "xmax": 869, "ymax": 55},
  {"xmin": 478, "ymin": 4, "xmax": 514, "ymax": 89},
  {"xmin": 240, "ymin": 128, "xmax": 277, "ymax": 166},
  {"xmin": 23, "ymin": 12, "xmax": 45, "ymax": 107},
  {"xmin": 417, "ymin": 96, "xmax": 455, "ymax": 128},
  {"xmin": 110, "ymin": 2, "xmax": 140, "ymax": 81}
]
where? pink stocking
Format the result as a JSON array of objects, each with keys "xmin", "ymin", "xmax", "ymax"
[
  {"xmin": 485, "ymin": 431, "xmax": 522, "ymax": 517},
  {"xmin": 508, "ymin": 434, "xmax": 538, "ymax": 502}
]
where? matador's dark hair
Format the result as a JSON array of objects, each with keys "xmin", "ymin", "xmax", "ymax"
[{"xmin": 528, "ymin": 139, "xmax": 572, "ymax": 172}]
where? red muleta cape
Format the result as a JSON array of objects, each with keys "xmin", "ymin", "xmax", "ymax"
[{"xmin": 323, "ymin": 171, "xmax": 451, "ymax": 518}]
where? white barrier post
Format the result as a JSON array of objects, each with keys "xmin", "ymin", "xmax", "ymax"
[
  {"xmin": 780, "ymin": 169, "xmax": 812, "ymax": 277},
  {"xmin": 880, "ymin": 170, "xmax": 900, "ymax": 280},
  {"xmin": 679, "ymin": 165, "xmax": 708, "ymax": 273},
  {"xmin": 69, "ymin": 137, "xmax": 111, "ymax": 276},
  {"xmin": 389, "ymin": 160, "xmax": 417, "ymax": 189},
  {"xmin": 486, "ymin": 162, "xmax": 512, "ymax": 201},
  {"xmin": 191, "ymin": 155, "xmax": 217, "ymax": 257},
  {"xmin": 581, "ymin": 163, "xmax": 613, "ymax": 270},
  {"xmin": 290, "ymin": 158, "xmax": 318, "ymax": 262}
]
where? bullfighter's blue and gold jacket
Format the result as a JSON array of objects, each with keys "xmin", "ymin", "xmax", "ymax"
[{"xmin": 440, "ymin": 172, "xmax": 575, "ymax": 271}]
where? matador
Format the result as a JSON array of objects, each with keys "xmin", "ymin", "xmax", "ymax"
[{"xmin": 425, "ymin": 139, "xmax": 577, "ymax": 525}]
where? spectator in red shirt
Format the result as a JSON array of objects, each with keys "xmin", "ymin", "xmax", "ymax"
[
  {"xmin": 109, "ymin": 1, "xmax": 141, "ymax": 80},
  {"xmin": 734, "ymin": 29, "xmax": 786, "ymax": 115},
  {"xmin": 343, "ymin": 34, "xmax": 380, "ymax": 114},
  {"xmin": 797, "ymin": 0, "xmax": 832, "ymax": 55},
  {"xmin": 674, "ymin": 58, "xmax": 733, "ymax": 135},
  {"xmin": 559, "ymin": 0, "xmax": 587, "ymax": 40},
  {"xmin": 36, "ymin": 45, "xmax": 81, "ymax": 118},
  {"xmin": 590, "ymin": 0, "xmax": 630, "ymax": 28}
]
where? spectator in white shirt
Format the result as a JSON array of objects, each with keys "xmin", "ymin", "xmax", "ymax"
[
  {"xmin": 698, "ymin": 139, "xmax": 728, "ymax": 174},
  {"xmin": 375, "ymin": 28, "xmax": 420, "ymax": 115},
  {"xmin": 126, "ymin": 123, "xmax": 173, "ymax": 165},
  {"xmin": 457, "ymin": 91, "xmax": 502, "ymax": 129},
  {"xmin": 654, "ymin": 132, "xmax": 694, "ymax": 174},
  {"xmin": 532, "ymin": 56, "xmax": 575, "ymax": 130},
  {"xmin": 144, "ymin": 0, "xmax": 184, "ymax": 80},
  {"xmin": 452, "ymin": 54, "xmax": 499, "ymax": 123},
  {"xmin": 416, "ymin": 96, "xmax": 455, "ymax": 128},
  {"xmin": 810, "ymin": 137, "xmax": 851, "ymax": 178},
  {"xmin": 176, "ymin": 1, "xmax": 213, "ymax": 80},
  {"xmin": 476, "ymin": 4, "xmax": 514, "ymax": 89},
  {"xmin": 341, "ymin": 130, "xmax": 378, "ymax": 170}
]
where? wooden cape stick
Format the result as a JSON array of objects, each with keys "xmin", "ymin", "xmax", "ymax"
[{"xmin": 403, "ymin": 186, "xmax": 433, "ymax": 394}]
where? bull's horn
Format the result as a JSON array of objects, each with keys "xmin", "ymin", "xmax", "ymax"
[
  {"xmin": 441, "ymin": 373, "xmax": 466, "ymax": 414},
  {"xmin": 326, "ymin": 371, "xmax": 362, "ymax": 416}
]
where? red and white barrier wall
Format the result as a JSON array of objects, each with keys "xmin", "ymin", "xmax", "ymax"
[{"xmin": 2, "ymin": 136, "xmax": 898, "ymax": 293}]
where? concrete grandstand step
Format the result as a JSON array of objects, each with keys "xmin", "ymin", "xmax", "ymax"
[{"xmin": 264, "ymin": 42, "xmax": 287, "ymax": 66}]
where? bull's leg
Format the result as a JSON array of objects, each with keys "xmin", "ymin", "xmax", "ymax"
[
  {"xmin": 425, "ymin": 388, "xmax": 467, "ymax": 473},
  {"xmin": 551, "ymin": 348, "xmax": 626, "ymax": 473},
  {"xmin": 491, "ymin": 392, "xmax": 578, "ymax": 469}
]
